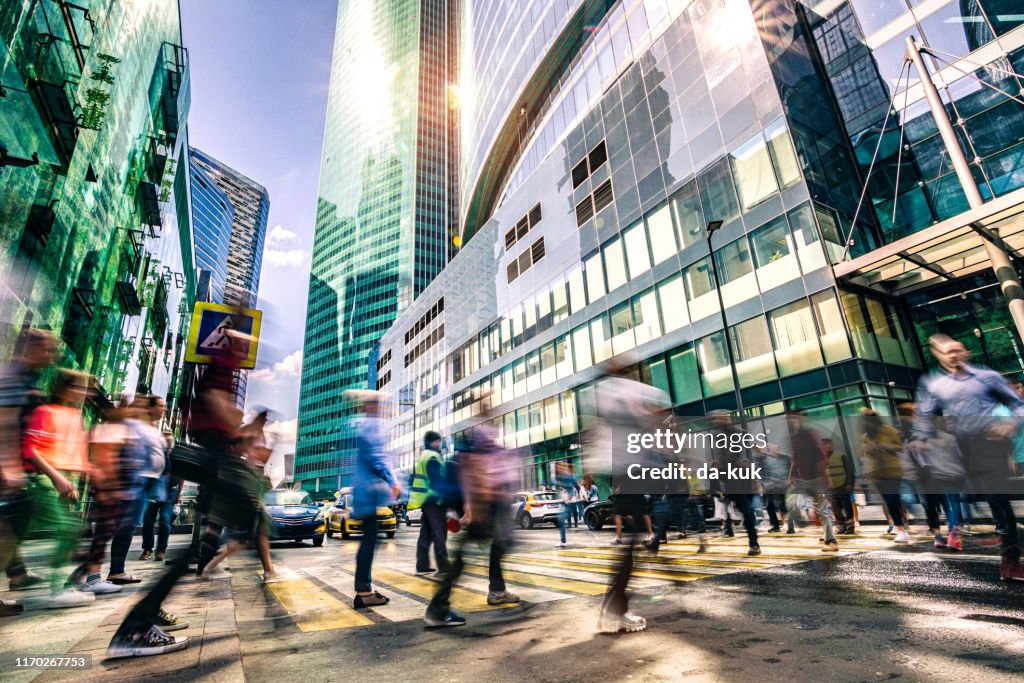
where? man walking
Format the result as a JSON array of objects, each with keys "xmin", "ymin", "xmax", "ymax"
[
  {"xmin": 410, "ymin": 430, "xmax": 450, "ymax": 577},
  {"xmin": 911, "ymin": 334, "xmax": 1024, "ymax": 581}
]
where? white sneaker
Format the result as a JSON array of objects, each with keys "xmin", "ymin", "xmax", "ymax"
[
  {"xmin": 46, "ymin": 589, "xmax": 96, "ymax": 609},
  {"xmin": 81, "ymin": 579, "xmax": 123, "ymax": 594},
  {"xmin": 894, "ymin": 529, "xmax": 912, "ymax": 544},
  {"xmin": 598, "ymin": 610, "xmax": 647, "ymax": 633},
  {"xmin": 555, "ymin": 542, "xmax": 567, "ymax": 548}
]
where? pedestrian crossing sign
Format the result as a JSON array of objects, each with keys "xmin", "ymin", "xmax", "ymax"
[{"xmin": 184, "ymin": 302, "xmax": 262, "ymax": 369}]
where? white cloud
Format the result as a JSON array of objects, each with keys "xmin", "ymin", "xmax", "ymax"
[
  {"xmin": 264, "ymin": 248, "xmax": 309, "ymax": 268},
  {"xmin": 265, "ymin": 417, "xmax": 298, "ymax": 452},
  {"xmin": 250, "ymin": 349, "xmax": 303, "ymax": 382},
  {"xmin": 268, "ymin": 224, "xmax": 299, "ymax": 245}
]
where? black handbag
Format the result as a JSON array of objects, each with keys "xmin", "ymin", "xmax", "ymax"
[{"xmin": 169, "ymin": 442, "xmax": 218, "ymax": 487}]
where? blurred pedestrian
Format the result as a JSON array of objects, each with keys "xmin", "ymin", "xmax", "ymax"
[
  {"xmin": 0, "ymin": 329, "xmax": 57, "ymax": 609},
  {"xmin": 859, "ymin": 408, "xmax": 910, "ymax": 543},
  {"xmin": 824, "ymin": 437, "xmax": 856, "ymax": 535},
  {"xmin": 759, "ymin": 445, "xmax": 792, "ymax": 534},
  {"xmin": 21, "ymin": 369, "xmax": 100, "ymax": 606},
  {"xmin": 425, "ymin": 395, "xmax": 519, "ymax": 627},
  {"xmin": 786, "ymin": 411, "xmax": 839, "ymax": 552},
  {"xmin": 910, "ymin": 334, "xmax": 1024, "ymax": 580},
  {"xmin": 349, "ymin": 390, "xmax": 401, "ymax": 608},
  {"xmin": 709, "ymin": 412, "xmax": 761, "ymax": 555},
  {"xmin": 409, "ymin": 430, "xmax": 450, "ymax": 577}
]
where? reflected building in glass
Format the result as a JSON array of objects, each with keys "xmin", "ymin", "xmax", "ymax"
[
  {"xmin": 296, "ymin": 0, "xmax": 458, "ymax": 493},
  {"xmin": 371, "ymin": 0, "xmax": 1024, "ymax": 488}
]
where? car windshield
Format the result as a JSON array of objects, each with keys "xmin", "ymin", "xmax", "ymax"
[
  {"xmin": 265, "ymin": 490, "xmax": 314, "ymax": 506},
  {"xmin": 533, "ymin": 492, "xmax": 559, "ymax": 501}
]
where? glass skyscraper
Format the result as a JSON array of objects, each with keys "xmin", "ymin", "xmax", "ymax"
[
  {"xmin": 189, "ymin": 148, "xmax": 269, "ymax": 309},
  {"xmin": 189, "ymin": 147, "xmax": 269, "ymax": 406},
  {"xmin": 189, "ymin": 149, "xmax": 234, "ymax": 303},
  {"xmin": 296, "ymin": 0, "xmax": 458, "ymax": 493},
  {"xmin": 369, "ymin": 0, "xmax": 1024, "ymax": 488},
  {"xmin": 0, "ymin": 0, "xmax": 196, "ymax": 411}
]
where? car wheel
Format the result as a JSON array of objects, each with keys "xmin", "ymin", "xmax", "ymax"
[
  {"xmin": 387, "ymin": 531, "xmax": 396, "ymax": 538},
  {"xmin": 313, "ymin": 535, "xmax": 324, "ymax": 547},
  {"xmin": 326, "ymin": 523, "xmax": 334, "ymax": 538},
  {"xmin": 406, "ymin": 518, "xmax": 411, "ymax": 527},
  {"xmin": 341, "ymin": 527, "xmax": 351, "ymax": 540},
  {"xmin": 519, "ymin": 514, "xmax": 534, "ymax": 530},
  {"xmin": 585, "ymin": 512, "xmax": 603, "ymax": 531}
]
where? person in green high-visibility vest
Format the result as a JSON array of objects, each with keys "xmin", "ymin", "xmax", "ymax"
[{"xmin": 410, "ymin": 431, "xmax": 450, "ymax": 576}]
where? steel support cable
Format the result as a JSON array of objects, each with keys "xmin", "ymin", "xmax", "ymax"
[{"xmin": 840, "ymin": 59, "xmax": 912, "ymax": 262}]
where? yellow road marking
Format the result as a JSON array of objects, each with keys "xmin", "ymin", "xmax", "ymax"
[
  {"xmin": 460, "ymin": 560, "xmax": 608, "ymax": 595},
  {"xmin": 369, "ymin": 566, "xmax": 515, "ymax": 612},
  {"xmin": 554, "ymin": 549, "xmax": 773, "ymax": 570},
  {"xmin": 264, "ymin": 576, "xmax": 373, "ymax": 632},
  {"xmin": 500, "ymin": 554, "xmax": 710, "ymax": 582}
]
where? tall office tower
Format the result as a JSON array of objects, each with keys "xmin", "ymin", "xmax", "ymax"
[
  {"xmin": 189, "ymin": 149, "xmax": 235, "ymax": 304},
  {"xmin": 295, "ymin": 0, "xmax": 458, "ymax": 494},
  {"xmin": 189, "ymin": 147, "xmax": 270, "ymax": 406},
  {"xmin": 0, "ymin": 0, "xmax": 196, "ymax": 412},
  {"xmin": 371, "ymin": 0, "xmax": 1024, "ymax": 489}
]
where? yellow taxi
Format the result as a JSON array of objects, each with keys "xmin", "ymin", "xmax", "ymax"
[{"xmin": 324, "ymin": 490, "xmax": 398, "ymax": 540}]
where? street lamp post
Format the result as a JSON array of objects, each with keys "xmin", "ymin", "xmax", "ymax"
[{"xmin": 705, "ymin": 220, "xmax": 746, "ymax": 425}]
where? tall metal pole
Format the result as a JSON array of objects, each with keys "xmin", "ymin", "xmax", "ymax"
[
  {"xmin": 706, "ymin": 226, "xmax": 745, "ymax": 425},
  {"xmin": 905, "ymin": 36, "xmax": 1024, "ymax": 341}
]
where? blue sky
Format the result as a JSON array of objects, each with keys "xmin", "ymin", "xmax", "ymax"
[{"xmin": 181, "ymin": 1, "xmax": 337, "ymax": 446}]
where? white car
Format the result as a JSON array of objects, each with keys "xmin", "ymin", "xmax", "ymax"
[
  {"xmin": 511, "ymin": 490, "xmax": 564, "ymax": 529},
  {"xmin": 405, "ymin": 507, "xmax": 422, "ymax": 526}
]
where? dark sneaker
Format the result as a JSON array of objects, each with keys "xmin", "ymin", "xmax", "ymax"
[
  {"xmin": 424, "ymin": 609, "xmax": 466, "ymax": 627},
  {"xmin": 415, "ymin": 568, "xmax": 436, "ymax": 576},
  {"xmin": 154, "ymin": 551, "xmax": 166, "ymax": 562},
  {"xmin": 107, "ymin": 573, "xmax": 142, "ymax": 585},
  {"xmin": 748, "ymin": 546, "xmax": 762, "ymax": 556},
  {"xmin": 1000, "ymin": 557, "xmax": 1024, "ymax": 582},
  {"xmin": 1, "ymin": 599, "xmax": 23, "ymax": 617},
  {"xmin": 107, "ymin": 625, "xmax": 188, "ymax": 658},
  {"xmin": 139, "ymin": 550, "xmax": 153, "ymax": 561},
  {"xmin": 155, "ymin": 609, "xmax": 189, "ymax": 632},
  {"xmin": 767, "ymin": 526, "xmax": 781, "ymax": 533},
  {"xmin": 353, "ymin": 592, "xmax": 389, "ymax": 608},
  {"xmin": 9, "ymin": 573, "xmax": 46, "ymax": 591}
]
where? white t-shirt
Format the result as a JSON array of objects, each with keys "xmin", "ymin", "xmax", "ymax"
[{"xmin": 125, "ymin": 419, "xmax": 166, "ymax": 479}]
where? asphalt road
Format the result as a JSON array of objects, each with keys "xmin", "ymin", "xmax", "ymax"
[{"xmin": 2, "ymin": 522, "xmax": 1022, "ymax": 682}]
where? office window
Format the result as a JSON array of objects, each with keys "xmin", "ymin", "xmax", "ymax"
[
  {"xmin": 672, "ymin": 181, "xmax": 705, "ymax": 249},
  {"xmin": 865, "ymin": 297, "xmax": 909, "ymax": 366},
  {"xmin": 840, "ymin": 291, "xmax": 881, "ymax": 361},
  {"xmin": 749, "ymin": 216, "xmax": 800, "ymax": 291},
  {"xmin": 584, "ymin": 251, "xmax": 606, "ymax": 302},
  {"xmin": 729, "ymin": 316, "xmax": 778, "ymax": 387},
  {"xmin": 554, "ymin": 334, "xmax": 573, "ymax": 379},
  {"xmin": 697, "ymin": 157, "xmax": 739, "ymax": 225},
  {"xmin": 603, "ymin": 237, "xmax": 628, "ymax": 291},
  {"xmin": 609, "ymin": 301, "xmax": 636, "ymax": 356},
  {"xmin": 697, "ymin": 331, "xmax": 734, "ymax": 396},
  {"xmin": 788, "ymin": 203, "xmax": 828, "ymax": 273},
  {"xmin": 624, "ymin": 221, "xmax": 652, "ymax": 278},
  {"xmin": 714, "ymin": 237, "xmax": 757, "ymax": 307},
  {"xmin": 571, "ymin": 324, "xmax": 592, "ymax": 371},
  {"xmin": 731, "ymin": 133, "xmax": 778, "ymax": 211},
  {"xmin": 537, "ymin": 289, "xmax": 553, "ymax": 332},
  {"xmin": 632, "ymin": 289, "xmax": 661, "ymax": 346},
  {"xmin": 513, "ymin": 358, "xmax": 527, "ymax": 396},
  {"xmin": 560, "ymin": 389, "xmax": 577, "ymax": 434},
  {"xmin": 646, "ymin": 202, "xmax": 677, "ymax": 264},
  {"xmin": 544, "ymin": 396, "xmax": 561, "ymax": 440},
  {"xmin": 769, "ymin": 300, "xmax": 825, "ymax": 375},
  {"xmin": 552, "ymin": 277, "xmax": 569, "ymax": 322},
  {"xmin": 668, "ymin": 344, "xmax": 702, "ymax": 404},
  {"xmin": 526, "ymin": 349, "xmax": 541, "ymax": 392},
  {"xmin": 567, "ymin": 266, "xmax": 587, "ymax": 314},
  {"xmin": 765, "ymin": 118, "xmax": 802, "ymax": 189},
  {"xmin": 590, "ymin": 314, "xmax": 613, "ymax": 363},
  {"xmin": 657, "ymin": 274, "xmax": 689, "ymax": 332},
  {"xmin": 683, "ymin": 257, "xmax": 719, "ymax": 321}
]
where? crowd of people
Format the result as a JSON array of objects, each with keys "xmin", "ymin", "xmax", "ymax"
[{"xmin": 1, "ymin": 327, "xmax": 1021, "ymax": 658}]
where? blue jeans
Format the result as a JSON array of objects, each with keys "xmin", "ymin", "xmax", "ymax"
[
  {"xmin": 354, "ymin": 515, "xmax": 379, "ymax": 592},
  {"xmin": 559, "ymin": 503, "xmax": 570, "ymax": 543},
  {"xmin": 142, "ymin": 482, "xmax": 177, "ymax": 553}
]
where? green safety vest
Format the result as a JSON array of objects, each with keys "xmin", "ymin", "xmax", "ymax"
[
  {"xmin": 408, "ymin": 449, "xmax": 442, "ymax": 510},
  {"xmin": 827, "ymin": 451, "xmax": 847, "ymax": 489}
]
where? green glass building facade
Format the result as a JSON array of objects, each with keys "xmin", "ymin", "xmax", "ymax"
[
  {"xmin": 0, "ymin": 0, "xmax": 196, "ymax": 420},
  {"xmin": 296, "ymin": 0, "xmax": 457, "ymax": 493}
]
